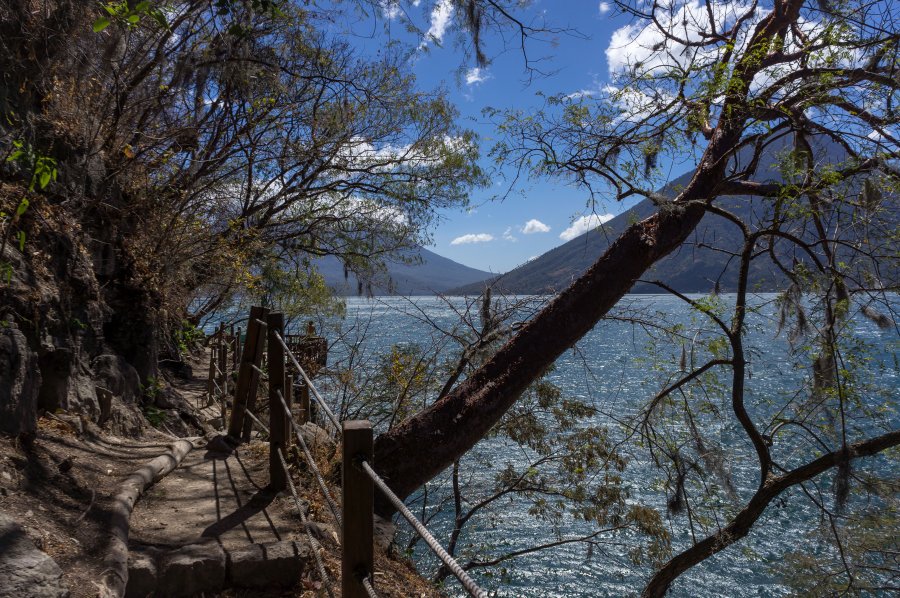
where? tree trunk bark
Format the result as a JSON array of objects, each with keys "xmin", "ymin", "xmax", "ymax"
[{"xmin": 372, "ymin": 199, "xmax": 707, "ymax": 515}]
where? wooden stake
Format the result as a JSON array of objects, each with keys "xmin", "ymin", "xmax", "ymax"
[
  {"xmin": 268, "ymin": 312, "xmax": 288, "ymax": 490},
  {"xmin": 217, "ymin": 322, "xmax": 227, "ymax": 403},
  {"xmin": 297, "ymin": 381, "xmax": 311, "ymax": 425},
  {"xmin": 342, "ymin": 420, "xmax": 374, "ymax": 598},
  {"xmin": 206, "ymin": 344, "xmax": 216, "ymax": 406},
  {"xmin": 227, "ymin": 306, "xmax": 267, "ymax": 439}
]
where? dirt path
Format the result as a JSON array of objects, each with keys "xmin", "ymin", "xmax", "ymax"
[{"xmin": 129, "ymin": 439, "xmax": 302, "ymax": 551}]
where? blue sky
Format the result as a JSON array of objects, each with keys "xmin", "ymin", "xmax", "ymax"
[{"xmin": 360, "ymin": 1, "xmax": 669, "ymax": 273}]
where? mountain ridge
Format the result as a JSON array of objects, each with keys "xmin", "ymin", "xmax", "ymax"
[{"xmin": 315, "ymin": 246, "xmax": 494, "ymax": 296}]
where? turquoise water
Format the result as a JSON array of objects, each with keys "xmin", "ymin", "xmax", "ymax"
[{"xmin": 317, "ymin": 294, "xmax": 898, "ymax": 597}]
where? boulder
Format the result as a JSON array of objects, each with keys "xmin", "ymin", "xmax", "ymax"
[
  {"xmin": 0, "ymin": 321, "xmax": 41, "ymax": 436},
  {"xmin": 36, "ymin": 347, "xmax": 99, "ymax": 418},
  {"xmin": 92, "ymin": 354, "xmax": 141, "ymax": 405},
  {"xmin": 297, "ymin": 422, "xmax": 336, "ymax": 454},
  {"xmin": 0, "ymin": 513, "xmax": 69, "ymax": 598}
]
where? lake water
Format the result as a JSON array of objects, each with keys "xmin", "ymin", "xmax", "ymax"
[
  {"xmin": 210, "ymin": 294, "xmax": 897, "ymax": 596},
  {"xmin": 316, "ymin": 294, "xmax": 898, "ymax": 597}
]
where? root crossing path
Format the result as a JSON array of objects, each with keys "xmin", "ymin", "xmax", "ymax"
[{"xmin": 123, "ymin": 354, "xmax": 316, "ymax": 597}]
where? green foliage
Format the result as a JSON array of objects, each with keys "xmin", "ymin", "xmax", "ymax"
[
  {"xmin": 7, "ymin": 140, "xmax": 56, "ymax": 191},
  {"xmin": 244, "ymin": 252, "xmax": 345, "ymax": 327},
  {"xmin": 92, "ymin": 1, "xmax": 168, "ymax": 33},
  {"xmin": 172, "ymin": 320, "xmax": 205, "ymax": 355},
  {"xmin": 141, "ymin": 404, "xmax": 166, "ymax": 427},
  {"xmin": 140, "ymin": 376, "xmax": 164, "ymax": 402}
]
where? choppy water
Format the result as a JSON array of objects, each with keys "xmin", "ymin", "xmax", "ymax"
[
  {"xmin": 209, "ymin": 294, "xmax": 896, "ymax": 596},
  {"xmin": 319, "ymin": 294, "xmax": 898, "ymax": 597}
]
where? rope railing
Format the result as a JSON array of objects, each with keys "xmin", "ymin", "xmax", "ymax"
[
  {"xmin": 249, "ymin": 363, "xmax": 269, "ymax": 381},
  {"xmin": 359, "ymin": 460, "xmax": 488, "ymax": 598},
  {"xmin": 242, "ymin": 408, "xmax": 270, "ymax": 437},
  {"xmin": 276, "ymin": 447, "xmax": 337, "ymax": 598},
  {"xmin": 225, "ymin": 308, "xmax": 490, "ymax": 598},
  {"xmin": 275, "ymin": 389, "xmax": 343, "ymax": 532},
  {"xmin": 361, "ymin": 576, "xmax": 378, "ymax": 598},
  {"xmin": 256, "ymin": 321, "xmax": 341, "ymax": 431}
]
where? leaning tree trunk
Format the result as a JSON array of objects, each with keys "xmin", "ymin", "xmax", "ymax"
[
  {"xmin": 370, "ymin": 0, "xmax": 797, "ymax": 513},
  {"xmin": 372, "ymin": 197, "xmax": 707, "ymax": 515}
]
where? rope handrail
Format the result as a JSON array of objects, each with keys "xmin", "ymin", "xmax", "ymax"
[
  {"xmin": 361, "ymin": 575, "xmax": 378, "ymax": 598},
  {"xmin": 269, "ymin": 327, "xmax": 340, "ymax": 430},
  {"xmin": 241, "ymin": 311, "xmax": 484, "ymax": 597},
  {"xmin": 276, "ymin": 448, "xmax": 337, "ymax": 598},
  {"xmin": 243, "ymin": 408, "xmax": 270, "ymax": 436},
  {"xmin": 275, "ymin": 389, "xmax": 343, "ymax": 532},
  {"xmin": 359, "ymin": 460, "xmax": 488, "ymax": 598},
  {"xmin": 249, "ymin": 363, "xmax": 269, "ymax": 381}
]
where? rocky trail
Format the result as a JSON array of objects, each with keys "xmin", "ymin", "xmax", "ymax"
[{"xmin": 0, "ymin": 349, "xmax": 440, "ymax": 598}]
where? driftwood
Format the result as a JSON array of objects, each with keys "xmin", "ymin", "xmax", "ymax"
[{"xmin": 98, "ymin": 438, "xmax": 197, "ymax": 598}]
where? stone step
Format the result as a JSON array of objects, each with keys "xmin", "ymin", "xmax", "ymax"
[{"xmin": 126, "ymin": 539, "xmax": 311, "ymax": 597}]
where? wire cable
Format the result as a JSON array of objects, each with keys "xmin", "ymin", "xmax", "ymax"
[
  {"xmin": 361, "ymin": 575, "xmax": 379, "ymax": 598},
  {"xmin": 249, "ymin": 363, "xmax": 269, "ymax": 380},
  {"xmin": 360, "ymin": 460, "xmax": 488, "ymax": 598},
  {"xmin": 276, "ymin": 448, "xmax": 336, "ymax": 598},
  {"xmin": 271, "ymin": 330, "xmax": 341, "ymax": 430},
  {"xmin": 275, "ymin": 389, "xmax": 343, "ymax": 532}
]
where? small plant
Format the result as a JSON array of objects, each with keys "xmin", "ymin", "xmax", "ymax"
[
  {"xmin": 172, "ymin": 319, "xmax": 204, "ymax": 355},
  {"xmin": 140, "ymin": 376, "xmax": 164, "ymax": 402},
  {"xmin": 142, "ymin": 404, "xmax": 166, "ymax": 427}
]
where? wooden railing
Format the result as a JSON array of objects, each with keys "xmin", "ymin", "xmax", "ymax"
[{"xmin": 211, "ymin": 307, "xmax": 488, "ymax": 598}]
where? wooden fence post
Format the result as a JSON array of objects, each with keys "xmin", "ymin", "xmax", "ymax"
[
  {"xmin": 217, "ymin": 322, "xmax": 227, "ymax": 401},
  {"xmin": 227, "ymin": 306, "xmax": 268, "ymax": 439},
  {"xmin": 267, "ymin": 312, "xmax": 288, "ymax": 491},
  {"xmin": 233, "ymin": 326, "xmax": 241, "ymax": 370},
  {"xmin": 297, "ymin": 381, "xmax": 310, "ymax": 425},
  {"xmin": 342, "ymin": 420, "xmax": 374, "ymax": 598},
  {"xmin": 206, "ymin": 343, "xmax": 217, "ymax": 406}
]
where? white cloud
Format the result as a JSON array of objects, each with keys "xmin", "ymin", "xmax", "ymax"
[
  {"xmin": 502, "ymin": 227, "xmax": 517, "ymax": 242},
  {"xmin": 451, "ymin": 233, "xmax": 494, "ymax": 245},
  {"xmin": 465, "ymin": 67, "xmax": 489, "ymax": 86},
  {"xmin": 605, "ymin": 2, "xmax": 759, "ymax": 76},
  {"xmin": 521, "ymin": 219, "xmax": 550, "ymax": 234},
  {"xmin": 380, "ymin": 1, "xmax": 401, "ymax": 20},
  {"xmin": 559, "ymin": 214, "xmax": 614, "ymax": 241},
  {"xmin": 424, "ymin": 0, "xmax": 454, "ymax": 45},
  {"xmin": 598, "ymin": 2, "xmax": 611, "ymax": 14}
]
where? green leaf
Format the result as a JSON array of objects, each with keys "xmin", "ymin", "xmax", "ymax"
[
  {"xmin": 39, "ymin": 170, "xmax": 51, "ymax": 189},
  {"xmin": 126, "ymin": 14, "xmax": 140, "ymax": 24},
  {"xmin": 149, "ymin": 8, "xmax": 168, "ymax": 29},
  {"xmin": 15, "ymin": 198, "xmax": 29, "ymax": 217},
  {"xmin": 93, "ymin": 17, "xmax": 110, "ymax": 32},
  {"xmin": 17, "ymin": 231, "xmax": 25, "ymax": 252},
  {"xmin": 134, "ymin": 1, "xmax": 150, "ymax": 11}
]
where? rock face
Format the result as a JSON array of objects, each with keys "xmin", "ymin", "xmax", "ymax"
[
  {"xmin": 0, "ymin": 321, "xmax": 41, "ymax": 436},
  {"xmin": 0, "ymin": 197, "xmax": 149, "ymax": 438},
  {"xmin": 0, "ymin": 513, "xmax": 69, "ymax": 598},
  {"xmin": 93, "ymin": 354, "xmax": 144, "ymax": 435}
]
